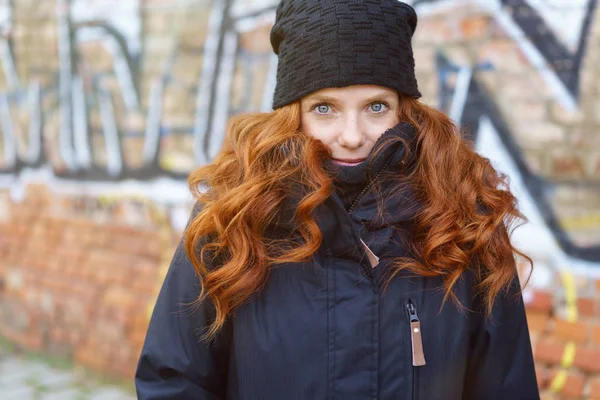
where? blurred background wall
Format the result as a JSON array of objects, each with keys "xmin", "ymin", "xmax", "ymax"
[{"xmin": 0, "ymin": 0, "xmax": 599, "ymax": 398}]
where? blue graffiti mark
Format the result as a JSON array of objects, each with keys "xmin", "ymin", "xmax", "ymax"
[
  {"xmin": 435, "ymin": 51, "xmax": 493, "ymax": 122},
  {"xmin": 439, "ymin": 58, "xmax": 600, "ymax": 262},
  {"xmin": 500, "ymin": 0, "xmax": 598, "ymax": 99}
]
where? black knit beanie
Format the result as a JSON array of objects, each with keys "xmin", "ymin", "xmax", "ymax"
[{"xmin": 270, "ymin": 0, "xmax": 422, "ymax": 110}]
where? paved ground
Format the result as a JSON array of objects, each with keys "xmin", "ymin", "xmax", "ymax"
[{"xmin": 0, "ymin": 345, "xmax": 136, "ymax": 400}]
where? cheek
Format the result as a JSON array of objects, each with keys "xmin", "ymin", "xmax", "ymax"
[
  {"xmin": 301, "ymin": 118, "xmax": 337, "ymax": 143},
  {"xmin": 365, "ymin": 115, "xmax": 400, "ymax": 141}
]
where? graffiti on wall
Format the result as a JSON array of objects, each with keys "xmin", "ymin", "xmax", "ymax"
[
  {"xmin": 0, "ymin": 0, "xmax": 279, "ymax": 180},
  {"xmin": 427, "ymin": 0, "xmax": 600, "ymax": 270},
  {"xmin": 0, "ymin": 0, "xmax": 599, "ymax": 268}
]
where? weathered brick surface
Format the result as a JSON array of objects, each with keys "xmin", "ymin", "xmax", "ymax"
[
  {"xmin": 590, "ymin": 377, "xmax": 600, "ymax": 400},
  {"xmin": 552, "ymin": 319, "xmax": 591, "ymax": 344},
  {"xmin": 0, "ymin": 185, "xmax": 183, "ymax": 380},
  {"xmin": 3, "ymin": 182, "xmax": 600, "ymax": 396},
  {"xmin": 526, "ymin": 281, "xmax": 600, "ymax": 399},
  {"xmin": 560, "ymin": 372, "xmax": 586, "ymax": 399}
]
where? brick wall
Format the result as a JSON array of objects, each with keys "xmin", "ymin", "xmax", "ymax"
[
  {"xmin": 0, "ymin": 184, "xmax": 185, "ymax": 380},
  {"xmin": 526, "ymin": 282, "xmax": 600, "ymax": 399},
  {"xmin": 1, "ymin": 184, "xmax": 600, "ymax": 397}
]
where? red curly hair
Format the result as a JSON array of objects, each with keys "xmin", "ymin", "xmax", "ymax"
[{"xmin": 185, "ymin": 96, "xmax": 532, "ymax": 340}]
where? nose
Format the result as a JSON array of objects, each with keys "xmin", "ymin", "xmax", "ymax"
[{"xmin": 338, "ymin": 116, "xmax": 365, "ymax": 149}]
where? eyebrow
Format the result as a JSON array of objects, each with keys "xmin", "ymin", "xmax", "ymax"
[{"xmin": 305, "ymin": 93, "xmax": 396, "ymax": 104}]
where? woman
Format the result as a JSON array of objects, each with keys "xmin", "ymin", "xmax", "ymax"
[{"xmin": 135, "ymin": 1, "xmax": 540, "ymax": 399}]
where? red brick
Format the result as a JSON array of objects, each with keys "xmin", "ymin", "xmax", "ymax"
[
  {"xmin": 590, "ymin": 377, "xmax": 600, "ymax": 400},
  {"xmin": 67, "ymin": 327, "xmax": 84, "ymax": 345},
  {"xmin": 54, "ymin": 246, "xmax": 84, "ymax": 264},
  {"xmin": 573, "ymin": 346, "xmax": 600, "ymax": 373},
  {"xmin": 43, "ymin": 228, "xmax": 61, "ymax": 245},
  {"xmin": 78, "ymin": 231, "xmax": 95, "ymax": 248},
  {"xmin": 24, "ymin": 241, "xmax": 49, "ymax": 258},
  {"xmin": 69, "ymin": 217, "xmax": 95, "ymax": 231},
  {"xmin": 110, "ymin": 235, "xmax": 161, "ymax": 260},
  {"xmin": 86, "ymin": 250, "xmax": 126, "ymax": 270},
  {"xmin": 78, "ymin": 266, "xmax": 94, "ymax": 281},
  {"xmin": 103, "ymin": 287, "xmax": 135, "ymax": 308},
  {"xmin": 113, "ymin": 306, "xmax": 131, "ymax": 330},
  {"xmin": 94, "ymin": 270, "xmax": 111, "ymax": 286},
  {"xmin": 6, "ymin": 330, "xmax": 43, "ymax": 352},
  {"xmin": 577, "ymin": 298, "xmax": 599, "ymax": 318},
  {"xmin": 131, "ymin": 293, "xmax": 153, "ymax": 314},
  {"xmin": 551, "ymin": 153, "xmax": 585, "ymax": 177},
  {"xmin": 95, "ymin": 304, "xmax": 115, "ymax": 320},
  {"xmin": 2, "ymin": 232, "xmax": 24, "ymax": 249},
  {"xmin": 110, "ymin": 354, "xmax": 138, "ymax": 379},
  {"xmin": 593, "ymin": 325, "xmax": 600, "ymax": 347},
  {"xmin": 60, "ymin": 229, "xmax": 86, "ymax": 247},
  {"xmin": 132, "ymin": 276, "xmax": 159, "ymax": 297},
  {"xmin": 50, "ymin": 326, "xmax": 70, "ymax": 343},
  {"xmin": 526, "ymin": 291, "xmax": 553, "ymax": 314},
  {"xmin": 130, "ymin": 314, "xmax": 151, "ymax": 332},
  {"xmin": 535, "ymin": 364, "xmax": 549, "ymax": 389},
  {"xmin": 94, "ymin": 318, "xmax": 126, "ymax": 343},
  {"xmin": 138, "ymin": 228, "xmax": 162, "ymax": 244},
  {"xmin": 552, "ymin": 319, "xmax": 589, "ymax": 344},
  {"xmin": 23, "ymin": 183, "xmax": 51, "ymax": 201},
  {"xmin": 527, "ymin": 311, "xmax": 550, "ymax": 333},
  {"xmin": 106, "ymin": 223, "xmax": 139, "ymax": 236},
  {"xmin": 109, "ymin": 345, "xmax": 138, "ymax": 379},
  {"xmin": 535, "ymin": 337, "xmax": 564, "ymax": 364},
  {"xmin": 41, "ymin": 274, "xmax": 71, "ymax": 294},
  {"xmin": 87, "ymin": 230, "xmax": 110, "ymax": 247},
  {"xmin": 75, "ymin": 346, "xmax": 109, "ymax": 373},
  {"xmin": 560, "ymin": 372, "xmax": 585, "ymax": 398},
  {"xmin": 128, "ymin": 330, "xmax": 148, "ymax": 349}
]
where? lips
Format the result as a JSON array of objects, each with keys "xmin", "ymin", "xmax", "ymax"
[
  {"xmin": 332, "ymin": 158, "xmax": 365, "ymax": 163},
  {"xmin": 332, "ymin": 158, "xmax": 366, "ymax": 166}
]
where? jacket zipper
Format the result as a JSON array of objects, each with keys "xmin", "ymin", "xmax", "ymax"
[
  {"xmin": 347, "ymin": 156, "xmax": 394, "ymax": 215},
  {"xmin": 339, "ymin": 156, "xmax": 394, "ymax": 273},
  {"xmin": 327, "ymin": 194, "xmax": 375, "ymax": 277},
  {"xmin": 406, "ymin": 299, "xmax": 425, "ymax": 400}
]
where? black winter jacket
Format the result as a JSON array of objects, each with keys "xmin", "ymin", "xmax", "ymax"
[{"xmin": 135, "ymin": 122, "xmax": 540, "ymax": 400}]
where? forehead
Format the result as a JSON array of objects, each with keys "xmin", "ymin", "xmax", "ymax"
[{"xmin": 301, "ymin": 85, "xmax": 398, "ymax": 103}]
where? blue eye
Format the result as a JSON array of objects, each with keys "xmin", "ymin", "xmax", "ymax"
[
  {"xmin": 314, "ymin": 104, "xmax": 331, "ymax": 114},
  {"xmin": 370, "ymin": 102, "xmax": 387, "ymax": 113}
]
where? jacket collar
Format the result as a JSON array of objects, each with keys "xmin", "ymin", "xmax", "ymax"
[
  {"xmin": 323, "ymin": 121, "xmax": 414, "ymax": 185},
  {"xmin": 272, "ymin": 121, "xmax": 422, "ymax": 236},
  {"xmin": 325, "ymin": 121, "xmax": 421, "ymax": 227}
]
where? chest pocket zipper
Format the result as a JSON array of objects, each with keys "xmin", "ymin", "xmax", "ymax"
[{"xmin": 406, "ymin": 299, "xmax": 425, "ymax": 400}]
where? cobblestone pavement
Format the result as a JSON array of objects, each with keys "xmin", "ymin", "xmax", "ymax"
[{"xmin": 0, "ymin": 345, "xmax": 136, "ymax": 400}]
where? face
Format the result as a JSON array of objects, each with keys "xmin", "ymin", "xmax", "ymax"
[{"xmin": 300, "ymin": 85, "xmax": 400, "ymax": 166}]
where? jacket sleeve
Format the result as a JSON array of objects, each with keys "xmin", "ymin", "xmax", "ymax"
[
  {"xmin": 462, "ymin": 272, "xmax": 540, "ymax": 400},
  {"xmin": 135, "ymin": 204, "xmax": 231, "ymax": 399}
]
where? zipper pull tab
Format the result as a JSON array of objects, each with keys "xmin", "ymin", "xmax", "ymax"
[
  {"xmin": 359, "ymin": 238, "xmax": 379, "ymax": 268},
  {"xmin": 406, "ymin": 300, "xmax": 426, "ymax": 366}
]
